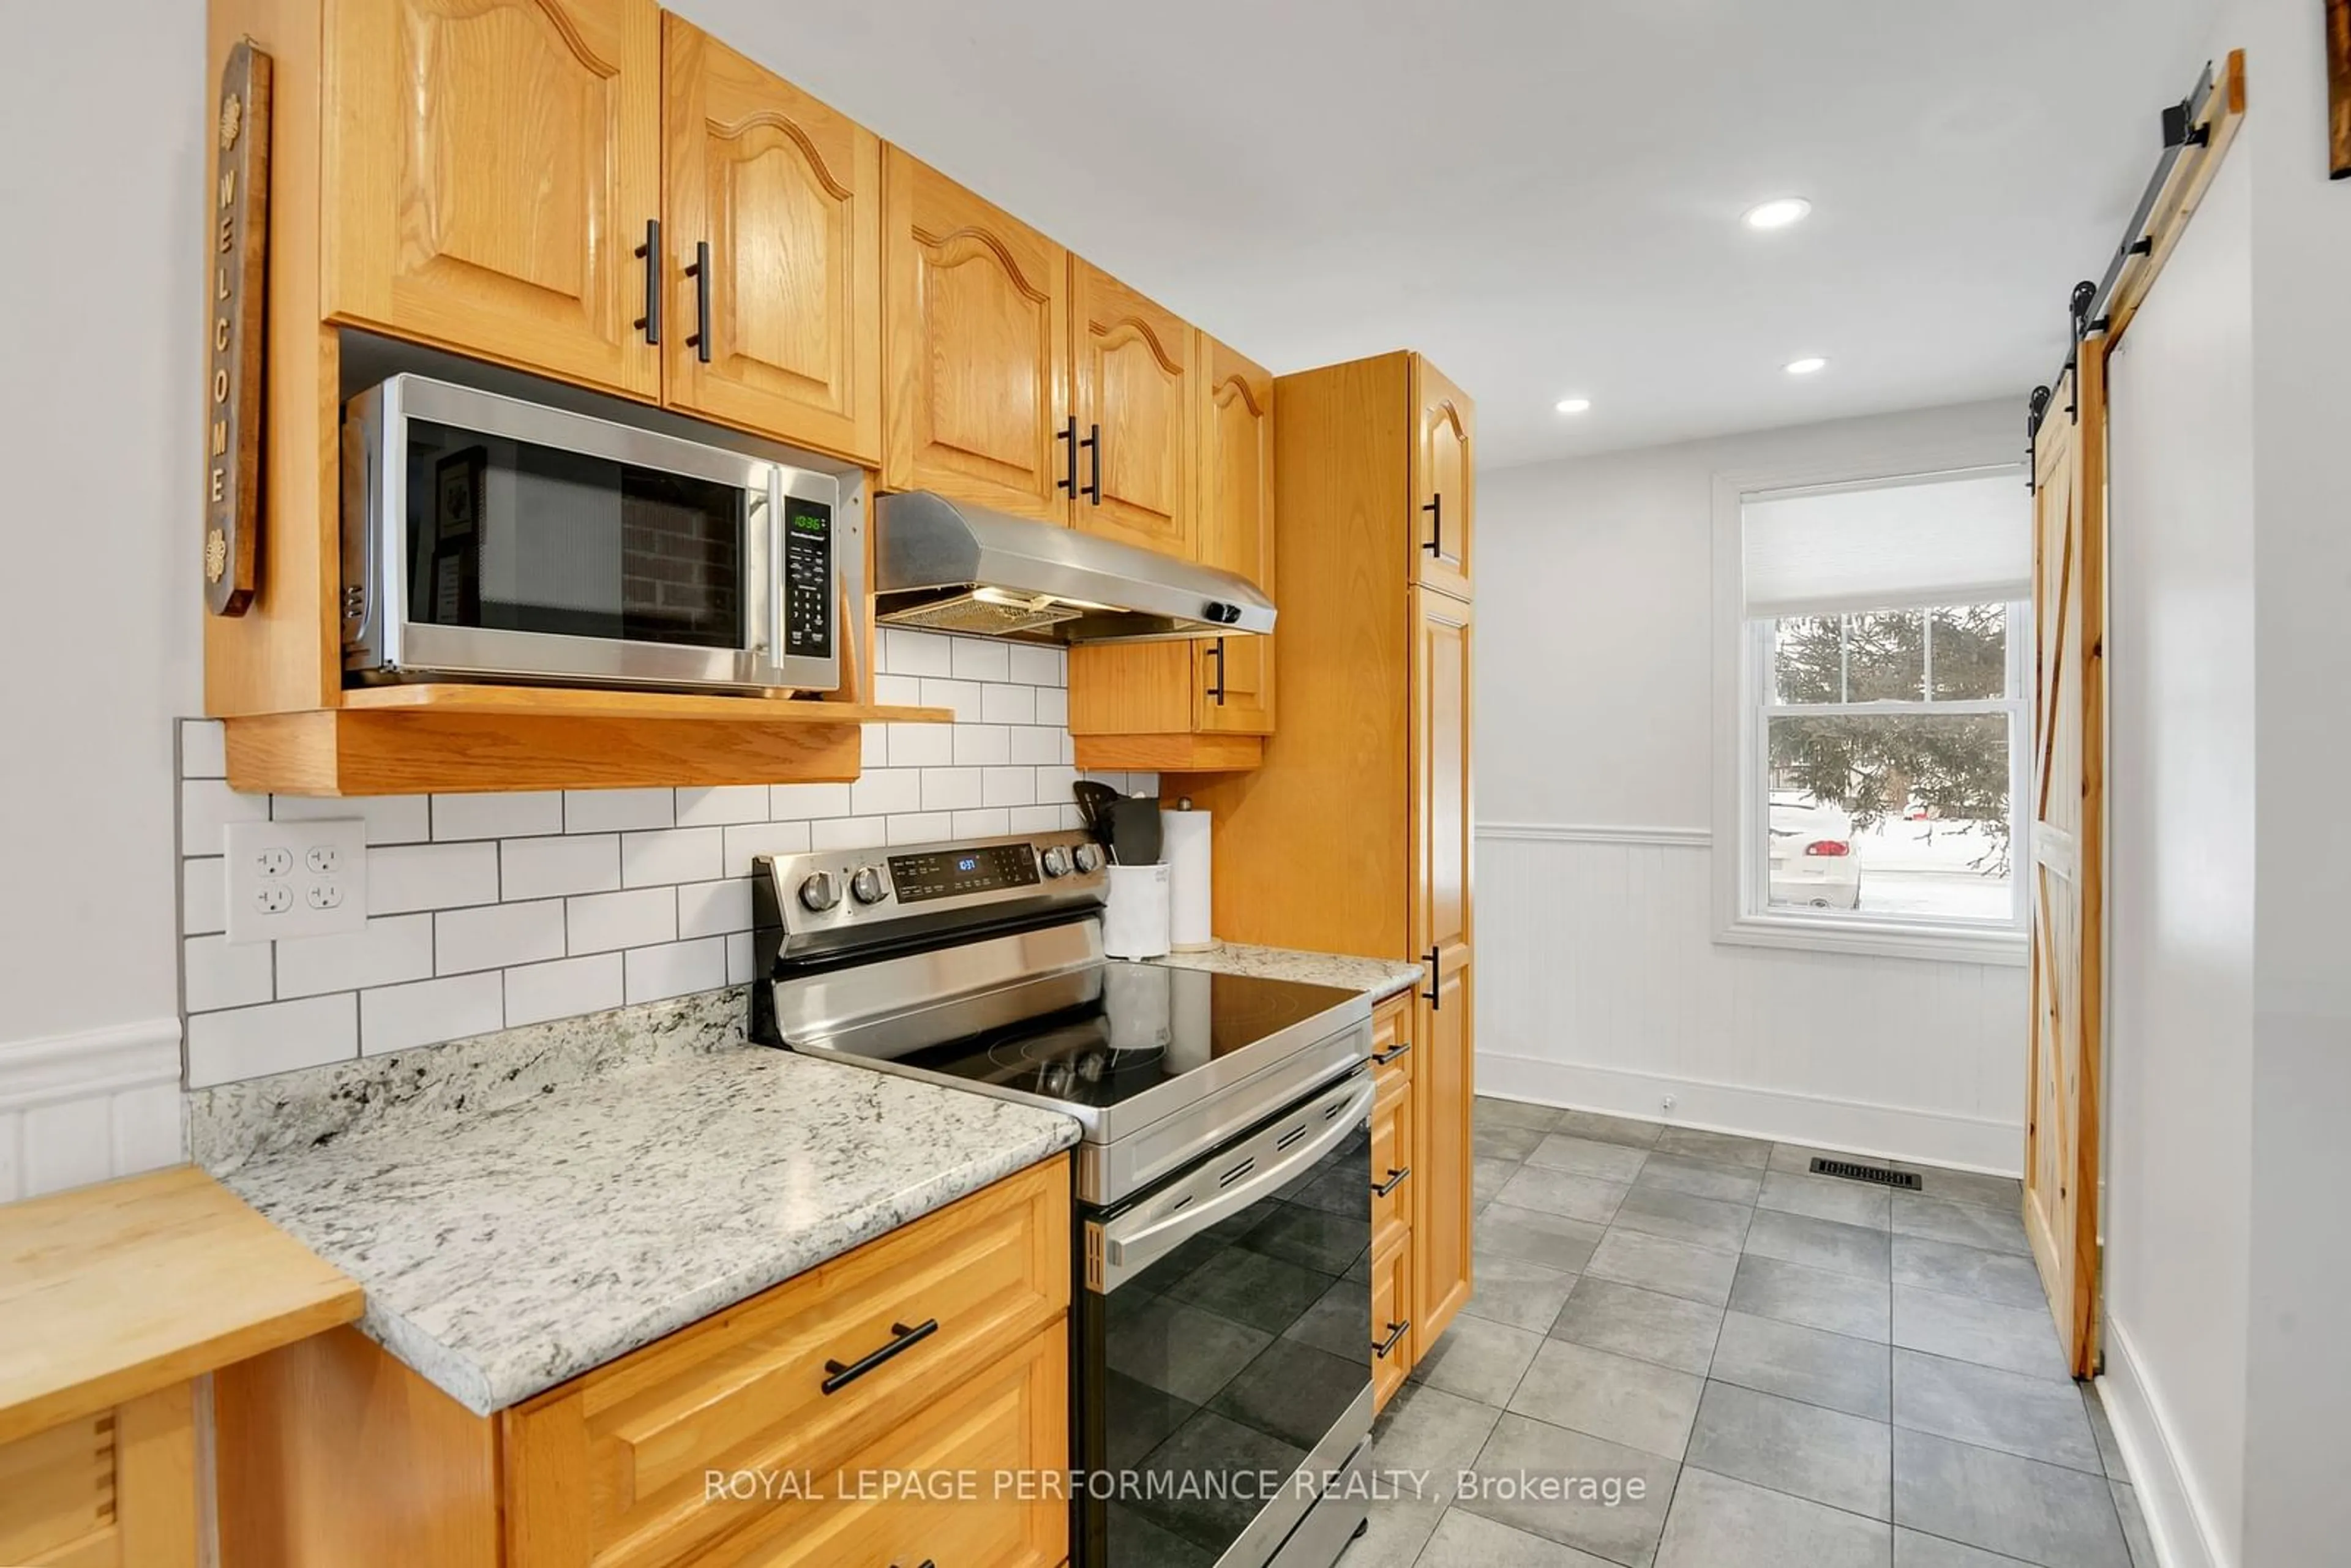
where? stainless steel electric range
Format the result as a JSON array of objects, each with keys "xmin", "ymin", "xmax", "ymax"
[{"xmin": 751, "ymin": 829, "xmax": 1379, "ymax": 1568}]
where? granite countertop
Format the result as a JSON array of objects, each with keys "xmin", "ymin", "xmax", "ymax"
[
  {"xmin": 204, "ymin": 998, "xmax": 1078, "ymax": 1416},
  {"xmin": 1149, "ymin": 940, "xmax": 1426, "ymax": 1002}
]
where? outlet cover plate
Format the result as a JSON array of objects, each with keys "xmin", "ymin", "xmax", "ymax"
[{"xmin": 225, "ymin": 818, "xmax": 367, "ymax": 944}]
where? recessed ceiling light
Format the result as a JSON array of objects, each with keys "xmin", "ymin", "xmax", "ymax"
[
  {"xmin": 1783, "ymin": 356, "xmax": 1829, "ymax": 376},
  {"xmin": 1553, "ymin": 397, "xmax": 1592, "ymax": 415},
  {"xmin": 1743, "ymin": 197, "xmax": 1813, "ymax": 230}
]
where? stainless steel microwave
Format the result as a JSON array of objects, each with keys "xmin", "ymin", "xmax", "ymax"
[{"xmin": 340, "ymin": 375, "xmax": 842, "ymax": 694}]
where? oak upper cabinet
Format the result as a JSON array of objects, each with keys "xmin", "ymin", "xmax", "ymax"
[
  {"xmin": 661, "ymin": 18, "xmax": 882, "ymax": 463},
  {"xmin": 1412, "ymin": 587, "xmax": 1474, "ymax": 1346},
  {"xmin": 1412, "ymin": 358, "xmax": 1475, "ymax": 598},
  {"xmin": 1070, "ymin": 260, "xmax": 1198, "ymax": 557},
  {"xmin": 1195, "ymin": 335, "xmax": 1277, "ymax": 737},
  {"xmin": 882, "ymin": 148, "xmax": 1072, "ymax": 525},
  {"xmin": 324, "ymin": 0, "xmax": 663, "ymax": 399}
]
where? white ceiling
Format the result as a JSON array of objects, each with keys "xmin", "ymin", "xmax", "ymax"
[{"xmin": 672, "ymin": 0, "xmax": 2219, "ymax": 467}]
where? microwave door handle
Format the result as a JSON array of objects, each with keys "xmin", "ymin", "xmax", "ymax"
[
  {"xmin": 764, "ymin": 470, "xmax": 786, "ymax": 680},
  {"xmin": 1095, "ymin": 1075, "xmax": 1372, "ymax": 1287}
]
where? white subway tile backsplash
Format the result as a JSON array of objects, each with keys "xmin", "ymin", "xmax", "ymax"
[
  {"xmin": 187, "ymin": 994, "xmax": 358, "ymax": 1087},
  {"xmin": 370, "ymin": 841, "xmax": 500, "ymax": 914},
  {"xmin": 953, "ymin": 724, "xmax": 1010, "ymax": 767},
  {"xmin": 620, "ymin": 827, "xmax": 723, "ymax": 888},
  {"xmin": 1007, "ymin": 643, "xmax": 1064, "ymax": 688},
  {"xmin": 179, "ymin": 718, "xmax": 227, "ymax": 779},
  {"xmin": 504, "ymin": 953, "xmax": 623, "ymax": 1027},
  {"xmin": 182, "ymin": 857, "xmax": 225, "ymax": 937},
  {"xmin": 981, "ymin": 767, "xmax": 1038, "ymax": 808},
  {"xmin": 980, "ymin": 683, "xmax": 1035, "ymax": 726},
  {"xmin": 886, "ymin": 812, "xmax": 954, "ymax": 844},
  {"xmin": 183, "ymin": 934, "xmax": 274, "ymax": 1013},
  {"xmin": 171, "ymin": 640, "xmax": 1097, "ymax": 1083},
  {"xmin": 566, "ymin": 887, "xmax": 677, "ymax": 955},
  {"xmin": 722, "ymin": 821, "xmax": 811, "ymax": 872},
  {"xmin": 361, "ymin": 973, "xmax": 503, "ymax": 1056},
  {"xmin": 274, "ymin": 792, "xmax": 432, "ymax": 846},
  {"xmin": 951, "ymin": 808, "xmax": 1011, "ymax": 838},
  {"xmin": 886, "ymin": 722, "xmax": 954, "ymax": 767},
  {"xmin": 919, "ymin": 678, "xmax": 983, "ymax": 722},
  {"xmin": 276, "ymin": 914, "xmax": 436, "ymax": 999},
  {"xmin": 501, "ymin": 833, "xmax": 621, "ymax": 901},
  {"xmin": 770, "ymin": 782, "xmax": 852, "ymax": 820},
  {"xmin": 882, "ymin": 627, "xmax": 956, "ymax": 678},
  {"xmin": 675, "ymin": 785, "xmax": 770, "ymax": 827},
  {"xmin": 920, "ymin": 767, "xmax": 982, "ymax": 811},
  {"xmin": 181, "ymin": 779, "xmax": 268, "ymax": 853},
  {"xmin": 564, "ymin": 787, "xmax": 675, "ymax": 834},
  {"xmin": 850, "ymin": 769, "xmax": 921, "ymax": 817},
  {"xmin": 437, "ymin": 899, "xmax": 566, "ymax": 973},
  {"xmin": 624, "ymin": 937, "xmax": 727, "ymax": 1004},
  {"xmin": 433, "ymin": 790, "xmax": 563, "ymax": 841},
  {"xmin": 811, "ymin": 816, "xmax": 887, "ymax": 852},
  {"xmin": 948, "ymin": 636, "xmax": 1010, "ymax": 683},
  {"xmin": 678, "ymin": 879, "xmax": 754, "ymax": 939}
]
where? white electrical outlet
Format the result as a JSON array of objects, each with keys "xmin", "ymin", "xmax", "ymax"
[{"xmin": 225, "ymin": 819, "xmax": 367, "ymax": 943}]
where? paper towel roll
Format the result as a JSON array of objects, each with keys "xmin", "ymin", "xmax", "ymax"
[
  {"xmin": 1101, "ymin": 863, "xmax": 1171, "ymax": 959},
  {"xmin": 1162, "ymin": 805, "xmax": 1215, "ymax": 951}
]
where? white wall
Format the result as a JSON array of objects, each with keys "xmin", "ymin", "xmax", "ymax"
[
  {"xmin": 0, "ymin": 0, "xmax": 204, "ymax": 1197},
  {"xmin": 1476, "ymin": 400, "xmax": 2032, "ymax": 1171},
  {"xmin": 2102, "ymin": 140, "xmax": 2256, "ymax": 1567}
]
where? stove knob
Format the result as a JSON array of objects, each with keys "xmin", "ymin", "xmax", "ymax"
[
  {"xmin": 849, "ymin": 866, "xmax": 887, "ymax": 905},
  {"xmin": 1072, "ymin": 842, "xmax": 1103, "ymax": 874},
  {"xmin": 1040, "ymin": 846, "xmax": 1073, "ymax": 879},
  {"xmin": 797, "ymin": 871, "xmax": 841, "ymax": 912}
]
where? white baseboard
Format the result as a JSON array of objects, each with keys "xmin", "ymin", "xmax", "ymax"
[
  {"xmin": 2099, "ymin": 1315, "xmax": 2230, "ymax": 1568},
  {"xmin": 1479, "ymin": 1051, "xmax": 2023, "ymax": 1174}
]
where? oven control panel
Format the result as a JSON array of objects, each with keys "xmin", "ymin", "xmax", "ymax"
[{"xmin": 757, "ymin": 829, "xmax": 1108, "ymax": 957}]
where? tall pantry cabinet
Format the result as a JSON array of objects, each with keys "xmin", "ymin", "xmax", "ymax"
[{"xmin": 1185, "ymin": 351, "xmax": 1476, "ymax": 1381}]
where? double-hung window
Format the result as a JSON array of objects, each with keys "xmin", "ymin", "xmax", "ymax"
[{"xmin": 1728, "ymin": 467, "xmax": 2032, "ymax": 958}]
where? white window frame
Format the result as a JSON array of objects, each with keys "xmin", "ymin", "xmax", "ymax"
[{"xmin": 1711, "ymin": 450, "xmax": 2032, "ymax": 967}]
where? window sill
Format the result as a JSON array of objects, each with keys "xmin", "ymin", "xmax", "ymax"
[{"xmin": 1714, "ymin": 913, "xmax": 2027, "ymax": 967}]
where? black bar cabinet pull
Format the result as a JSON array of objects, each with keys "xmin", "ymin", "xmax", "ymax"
[
  {"xmin": 820, "ymin": 1318, "xmax": 937, "ymax": 1394},
  {"xmin": 1081, "ymin": 422, "xmax": 1103, "ymax": 503},
  {"xmin": 891, "ymin": 1561, "xmax": 936, "ymax": 1568},
  {"xmin": 1205, "ymin": 639, "xmax": 1227, "ymax": 705},
  {"xmin": 1056, "ymin": 416, "xmax": 1078, "ymax": 494},
  {"xmin": 1374, "ymin": 1319, "xmax": 1411, "ymax": 1359},
  {"xmin": 1421, "ymin": 494, "xmax": 1442, "ymax": 557},
  {"xmin": 633, "ymin": 219, "xmax": 661, "ymax": 345},
  {"xmin": 1422, "ymin": 945, "xmax": 1442, "ymax": 1009},
  {"xmin": 1373, "ymin": 1166, "xmax": 1411, "ymax": 1198},
  {"xmin": 686, "ymin": 239, "xmax": 712, "ymax": 363},
  {"xmin": 1372, "ymin": 1039, "xmax": 1412, "ymax": 1067}
]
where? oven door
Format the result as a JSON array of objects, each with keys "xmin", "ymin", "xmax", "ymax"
[
  {"xmin": 341, "ymin": 374, "xmax": 841, "ymax": 693},
  {"xmin": 1076, "ymin": 1068, "xmax": 1376, "ymax": 1568}
]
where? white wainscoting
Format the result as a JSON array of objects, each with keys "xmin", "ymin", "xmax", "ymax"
[
  {"xmin": 1475, "ymin": 824, "xmax": 2028, "ymax": 1173},
  {"xmin": 0, "ymin": 1018, "xmax": 185, "ymax": 1202}
]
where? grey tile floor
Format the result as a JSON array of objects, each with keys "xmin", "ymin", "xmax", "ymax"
[{"xmin": 1342, "ymin": 1097, "xmax": 2155, "ymax": 1568}]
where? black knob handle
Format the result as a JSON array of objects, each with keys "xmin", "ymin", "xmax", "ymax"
[{"xmin": 633, "ymin": 219, "xmax": 661, "ymax": 345}]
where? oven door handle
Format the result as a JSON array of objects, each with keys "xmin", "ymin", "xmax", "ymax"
[{"xmin": 1097, "ymin": 1074, "xmax": 1373, "ymax": 1286}]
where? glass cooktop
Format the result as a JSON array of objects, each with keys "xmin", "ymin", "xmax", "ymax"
[{"xmin": 807, "ymin": 964, "xmax": 1361, "ymax": 1112}]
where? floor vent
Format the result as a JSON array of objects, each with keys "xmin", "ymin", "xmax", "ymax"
[{"xmin": 1809, "ymin": 1157, "xmax": 1922, "ymax": 1191}]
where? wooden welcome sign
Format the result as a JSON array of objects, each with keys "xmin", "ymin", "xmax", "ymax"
[{"xmin": 204, "ymin": 39, "xmax": 271, "ymax": 616}]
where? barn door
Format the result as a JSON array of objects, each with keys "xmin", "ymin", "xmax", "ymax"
[{"xmin": 2024, "ymin": 352, "xmax": 2105, "ymax": 1376}]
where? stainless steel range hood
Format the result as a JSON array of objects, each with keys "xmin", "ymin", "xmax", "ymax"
[{"xmin": 873, "ymin": 492, "xmax": 1275, "ymax": 644}]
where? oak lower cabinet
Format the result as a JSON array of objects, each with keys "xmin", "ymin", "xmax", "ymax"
[
  {"xmin": 216, "ymin": 1157, "xmax": 1071, "ymax": 1568},
  {"xmin": 323, "ymin": 0, "xmax": 665, "ymax": 399},
  {"xmin": 0, "ymin": 1386, "xmax": 199, "ymax": 1568},
  {"xmin": 1186, "ymin": 350, "xmax": 1477, "ymax": 1360},
  {"xmin": 1068, "ymin": 334, "xmax": 1275, "ymax": 773}
]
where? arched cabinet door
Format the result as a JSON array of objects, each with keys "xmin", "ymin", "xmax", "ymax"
[
  {"xmin": 661, "ymin": 17, "xmax": 881, "ymax": 463},
  {"xmin": 880, "ymin": 148, "xmax": 1071, "ymax": 525},
  {"xmin": 1412, "ymin": 359, "xmax": 1475, "ymax": 599},
  {"xmin": 1194, "ymin": 336, "xmax": 1275, "ymax": 735},
  {"xmin": 325, "ymin": 0, "xmax": 662, "ymax": 398},
  {"xmin": 1071, "ymin": 261, "xmax": 1197, "ymax": 559}
]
